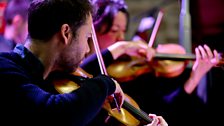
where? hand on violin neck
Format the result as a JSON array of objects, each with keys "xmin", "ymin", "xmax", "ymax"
[
  {"xmin": 108, "ymin": 40, "xmax": 155, "ymax": 60},
  {"xmin": 192, "ymin": 44, "xmax": 220, "ymax": 76},
  {"xmin": 184, "ymin": 44, "xmax": 220, "ymax": 94}
]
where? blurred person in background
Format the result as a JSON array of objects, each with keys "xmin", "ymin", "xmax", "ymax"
[{"xmin": 0, "ymin": 0, "xmax": 30, "ymax": 52}]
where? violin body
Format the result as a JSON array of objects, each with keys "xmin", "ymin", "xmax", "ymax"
[
  {"xmin": 152, "ymin": 43, "xmax": 189, "ymax": 78},
  {"xmin": 103, "ymin": 94, "xmax": 141, "ymax": 126},
  {"xmin": 107, "ymin": 56, "xmax": 153, "ymax": 82},
  {"xmin": 51, "ymin": 67, "xmax": 152, "ymax": 126},
  {"xmin": 107, "ymin": 43, "xmax": 196, "ymax": 82}
]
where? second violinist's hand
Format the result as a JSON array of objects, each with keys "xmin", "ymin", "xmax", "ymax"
[
  {"xmin": 184, "ymin": 44, "xmax": 220, "ymax": 94},
  {"xmin": 108, "ymin": 41, "xmax": 155, "ymax": 61},
  {"xmin": 192, "ymin": 44, "xmax": 219, "ymax": 75}
]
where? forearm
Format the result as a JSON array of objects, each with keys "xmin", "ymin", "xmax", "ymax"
[
  {"xmin": 107, "ymin": 42, "xmax": 126, "ymax": 59},
  {"xmin": 18, "ymin": 75, "xmax": 115, "ymax": 125},
  {"xmin": 107, "ymin": 41, "xmax": 155, "ymax": 62},
  {"xmin": 184, "ymin": 71, "xmax": 204, "ymax": 94}
]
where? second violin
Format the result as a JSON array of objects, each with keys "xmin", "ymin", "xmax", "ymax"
[{"xmin": 107, "ymin": 43, "xmax": 196, "ymax": 82}]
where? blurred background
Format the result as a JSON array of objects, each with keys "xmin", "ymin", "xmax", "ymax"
[
  {"xmin": 126, "ymin": 0, "xmax": 180, "ymax": 46},
  {"xmin": 125, "ymin": 0, "xmax": 224, "ymax": 53},
  {"xmin": 1, "ymin": 0, "xmax": 224, "ymax": 52}
]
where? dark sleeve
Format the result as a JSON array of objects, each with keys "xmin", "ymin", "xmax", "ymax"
[
  {"xmin": 0, "ymin": 62, "xmax": 115, "ymax": 126},
  {"xmin": 80, "ymin": 49, "xmax": 114, "ymax": 76},
  {"xmin": 162, "ymin": 85, "xmax": 207, "ymax": 126},
  {"xmin": 157, "ymin": 68, "xmax": 206, "ymax": 123},
  {"xmin": 19, "ymin": 74, "xmax": 115, "ymax": 126},
  {"xmin": 163, "ymin": 86, "xmax": 190, "ymax": 104},
  {"xmin": 162, "ymin": 83, "xmax": 206, "ymax": 119},
  {"xmin": 162, "ymin": 80, "xmax": 205, "ymax": 107}
]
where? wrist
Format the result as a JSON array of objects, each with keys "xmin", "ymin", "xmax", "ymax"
[
  {"xmin": 184, "ymin": 78, "xmax": 195, "ymax": 94},
  {"xmin": 184, "ymin": 73, "xmax": 201, "ymax": 94},
  {"xmin": 108, "ymin": 41, "xmax": 126, "ymax": 59}
]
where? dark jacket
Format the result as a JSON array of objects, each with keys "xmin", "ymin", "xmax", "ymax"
[{"xmin": 0, "ymin": 45, "xmax": 116, "ymax": 126}]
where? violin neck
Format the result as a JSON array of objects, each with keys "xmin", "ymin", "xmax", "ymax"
[
  {"xmin": 154, "ymin": 53, "xmax": 196, "ymax": 61},
  {"xmin": 123, "ymin": 100, "xmax": 153, "ymax": 124}
]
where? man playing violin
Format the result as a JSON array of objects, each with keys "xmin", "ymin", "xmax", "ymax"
[
  {"xmin": 0, "ymin": 0, "xmax": 168, "ymax": 126},
  {"xmin": 0, "ymin": 0, "xmax": 124, "ymax": 125}
]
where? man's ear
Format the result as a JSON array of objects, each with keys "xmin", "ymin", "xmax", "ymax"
[{"xmin": 61, "ymin": 24, "xmax": 72, "ymax": 45}]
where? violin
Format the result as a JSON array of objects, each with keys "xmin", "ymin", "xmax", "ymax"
[
  {"xmin": 150, "ymin": 43, "xmax": 194, "ymax": 78},
  {"xmin": 107, "ymin": 43, "xmax": 224, "ymax": 82},
  {"xmin": 52, "ymin": 67, "xmax": 153, "ymax": 126}
]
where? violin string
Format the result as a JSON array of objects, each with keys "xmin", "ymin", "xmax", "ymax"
[{"xmin": 123, "ymin": 101, "xmax": 153, "ymax": 123}]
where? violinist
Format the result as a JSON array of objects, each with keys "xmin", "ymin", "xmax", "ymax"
[
  {"xmin": 80, "ymin": 0, "xmax": 221, "ymax": 126},
  {"xmin": 0, "ymin": 0, "xmax": 125, "ymax": 126}
]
